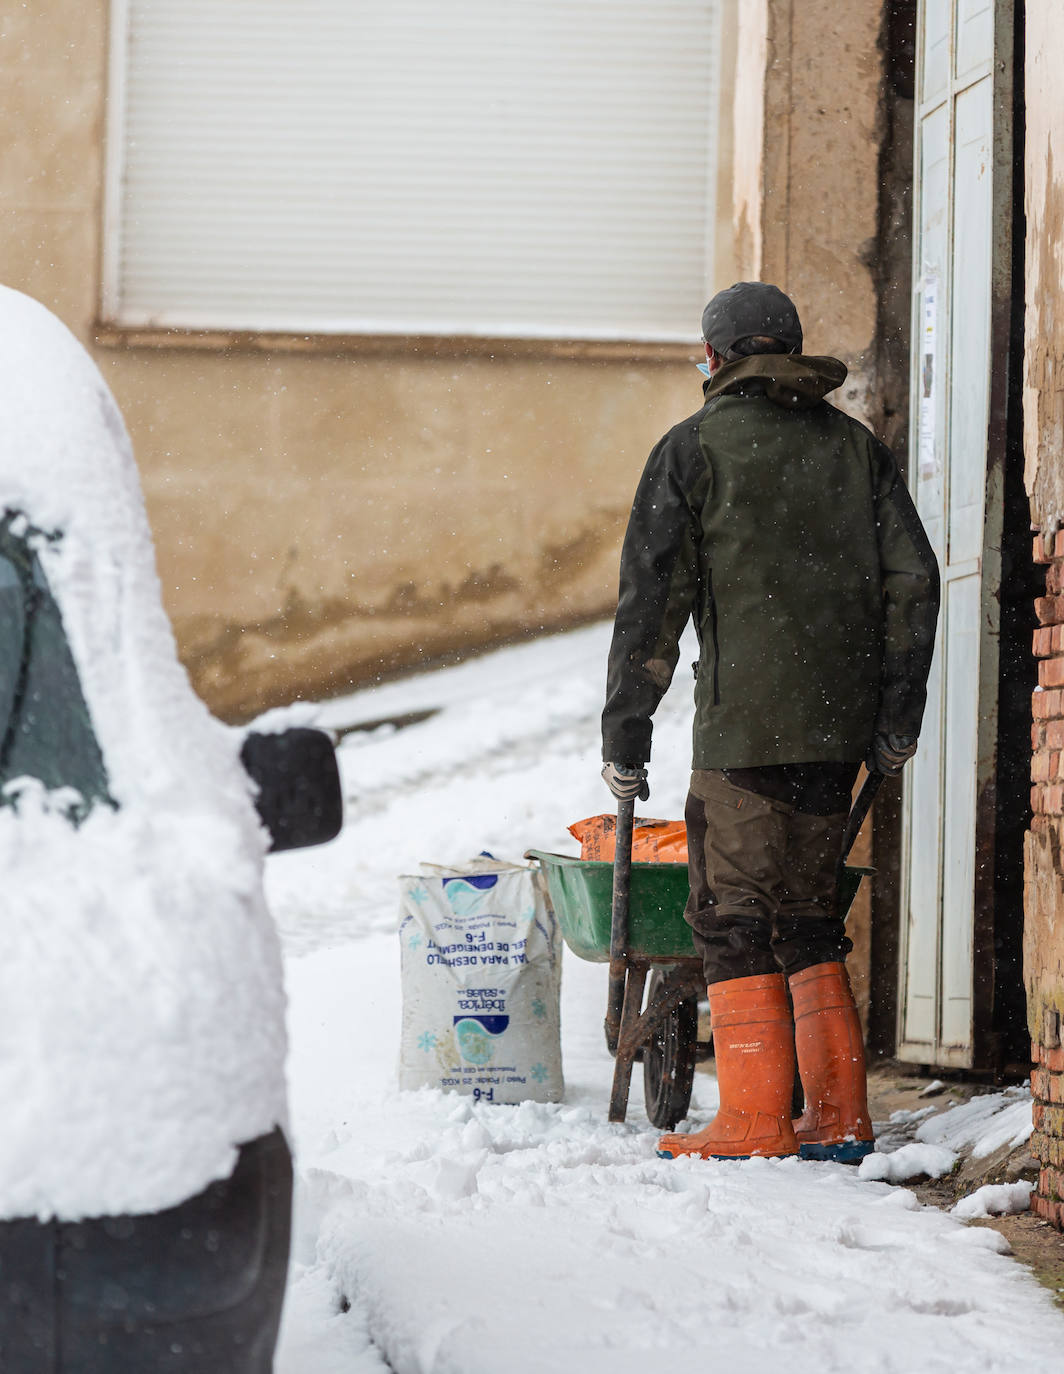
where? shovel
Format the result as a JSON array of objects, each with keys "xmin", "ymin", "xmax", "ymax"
[
  {"xmin": 605, "ymin": 794, "xmax": 635, "ymax": 1057},
  {"xmin": 840, "ymin": 768, "xmax": 885, "ymax": 865}
]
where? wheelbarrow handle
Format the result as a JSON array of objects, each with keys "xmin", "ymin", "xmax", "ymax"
[
  {"xmin": 605, "ymin": 795, "xmax": 635, "ymax": 1054},
  {"xmin": 840, "ymin": 769, "xmax": 885, "ymax": 863}
]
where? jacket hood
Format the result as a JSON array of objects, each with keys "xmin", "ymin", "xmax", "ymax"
[{"xmin": 702, "ymin": 353, "xmax": 848, "ymax": 409}]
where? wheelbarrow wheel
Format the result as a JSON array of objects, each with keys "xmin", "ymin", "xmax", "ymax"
[{"xmin": 643, "ymin": 969, "xmax": 699, "ymax": 1130}]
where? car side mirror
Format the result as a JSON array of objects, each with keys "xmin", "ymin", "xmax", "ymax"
[{"xmin": 239, "ymin": 727, "xmax": 343, "ymax": 852}]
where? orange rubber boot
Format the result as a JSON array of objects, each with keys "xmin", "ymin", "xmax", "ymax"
[
  {"xmin": 656, "ymin": 973, "xmax": 799, "ymax": 1161},
  {"xmin": 791, "ymin": 962, "xmax": 874, "ymax": 1163}
]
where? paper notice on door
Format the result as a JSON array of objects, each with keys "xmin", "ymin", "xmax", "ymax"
[{"xmin": 918, "ymin": 273, "xmax": 939, "ymax": 480}]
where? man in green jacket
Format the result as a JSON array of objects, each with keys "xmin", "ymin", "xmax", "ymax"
[{"xmin": 601, "ymin": 282, "xmax": 939, "ymax": 1163}]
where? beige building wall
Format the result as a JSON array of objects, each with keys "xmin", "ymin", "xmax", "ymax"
[
  {"xmin": 1023, "ymin": 0, "xmax": 1064, "ymax": 1041},
  {"xmin": 731, "ymin": 0, "xmax": 891, "ymax": 1029},
  {"xmin": 734, "ymin": 0, "xmax": 886, "ymax": 426},
  {"xmin": 2, "ymin": 0, "xmax": 737, "ymax": 720},
  {"xmin": 1023, "ymin": 1, "xmax": 1064, "ymax": 536}
]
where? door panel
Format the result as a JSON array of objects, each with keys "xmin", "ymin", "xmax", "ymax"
[
  {"xmin": 940, "ymin": 573, "xmax": 980, "ymax": 1050},
  {"xmin": 923, "ymin": 2, "xmax": 952, "ymax": 102},
  {"xmin": 948, "ymin": 78, "xmax": 993, "ymax": 565},
  {"xmin": 916, "ymin": 105, "xmax": 949, "ymax": 506},
  {"xmin": 956, "ymin": 0, "xmax": 994, "ymax": 79},
  {"xmin": 903, "ymin": 598, "xmax": 945, "ymax": 1049}
]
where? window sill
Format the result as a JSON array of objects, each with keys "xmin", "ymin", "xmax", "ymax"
[{"xmin": 92, "ymin": 324, "xmax": 700, "ymax": 365}]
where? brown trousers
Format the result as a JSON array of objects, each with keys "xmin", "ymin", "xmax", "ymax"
[{"xmin": 684, "ymin": 766, "xmax": 858, "ymax": 985}]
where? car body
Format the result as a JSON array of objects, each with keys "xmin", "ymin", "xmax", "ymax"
[{"xmin": 0, "ymin": 287, "xmax": 336, "ymax": 1370}]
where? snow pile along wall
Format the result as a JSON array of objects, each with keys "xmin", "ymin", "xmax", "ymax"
[{"xmin": 398, "ymin": 861, "xmax": 563, "ymax": 1104}]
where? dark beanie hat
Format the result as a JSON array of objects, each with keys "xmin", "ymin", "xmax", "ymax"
[{"xmin": 701, "ymin": 282, "xmax": 803, "ymax": 355}]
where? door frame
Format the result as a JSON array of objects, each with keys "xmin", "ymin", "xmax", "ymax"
[{"xmin": 896, "ymin": 0, "xmax": 1015, "ymax": 1069}]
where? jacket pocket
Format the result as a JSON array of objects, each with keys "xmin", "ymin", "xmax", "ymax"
[{"xmin": 702, "ymin": 569, "xmax": 721, "ymax": 706}]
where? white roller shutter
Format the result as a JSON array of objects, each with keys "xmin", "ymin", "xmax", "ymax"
[{"xmin": 102, "ymin": 0, "xmax": 720, "ymax": 341}]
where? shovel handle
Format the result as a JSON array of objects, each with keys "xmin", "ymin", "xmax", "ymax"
[
  {"xmin": 605, "ymin": 795, "xmax": 635, "ymax": 1054},
  {"xmin": 840, "ymin": 769, "xmax": 885, "ymax": 862}
]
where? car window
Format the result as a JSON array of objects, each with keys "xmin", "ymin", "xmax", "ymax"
[
  {"xmin": 0, "ymin": 545, "xmax": 23, "ymax": 739},
  {"xmin": 0, "ymin": 514, "xmax": 113, "ymax": 820}
]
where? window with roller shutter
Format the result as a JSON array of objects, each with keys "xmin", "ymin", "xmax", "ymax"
[{"xmin": 102, "ymin": 0, "xmax": 722, "ymax": 344}]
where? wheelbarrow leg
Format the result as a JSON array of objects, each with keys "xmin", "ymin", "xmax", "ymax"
[{"xmin": 608, "ymin": 963, "xmax": 648, "ymax": 1123}]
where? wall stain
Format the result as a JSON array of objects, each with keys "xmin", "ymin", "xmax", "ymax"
[
  {"xmin": 1025, "ymin": 819, "xmax": 1064, "ymax": 1037},
  {"xmin": 1026, "ymin": 134, "xmax": 1064, "ymax": 524},
  {"xmin": 180, "ymin": 512, "xmax": 627, "ymax": 720}
]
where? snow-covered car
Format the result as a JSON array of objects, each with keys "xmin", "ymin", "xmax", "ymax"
[{"xmin": 0, "ymin": 287, "xmax": 339, "ymax": 1372}]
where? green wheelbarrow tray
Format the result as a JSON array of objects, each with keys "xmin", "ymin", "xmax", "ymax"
[
  {"xmin": 526, "ymin": 849, "xmax": 874, "ymax": 964},
  {"xmin": 526, "ymin": 851, "xmax": 689, "ymax": 962}
]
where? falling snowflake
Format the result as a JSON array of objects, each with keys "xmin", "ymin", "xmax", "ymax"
[
  {"xmin": 408, "ymin": 931, "xmax": 423, "ymax": 950},
  {"xmin": 531, "ymin": 998, "xmax": 546, "ymax": 1019},
  {"xmin": 530, "ymin": 1063, "xmax": 548, "ymax": 1083},
  {"xmin": 408, "ymin": 884, "xmax": 429, "ymax": 906},
  {"xmin": 417, "ymin": 1032, "xmax": 438, "ymax": 1053}
]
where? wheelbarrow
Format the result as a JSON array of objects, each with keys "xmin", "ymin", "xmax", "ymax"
[{"xmin": 527, "ymin": 771, "xmax": 881, "ymax": 1130}]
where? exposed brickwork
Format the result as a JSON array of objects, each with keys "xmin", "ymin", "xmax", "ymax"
[
  {"xmin": 1028, "ymin": 537, "xmax": 1064, "ymax": 1227},
  {"xmin": 1031, "ymin": 1043, "xmax": 1064, "ymax": 1223}
]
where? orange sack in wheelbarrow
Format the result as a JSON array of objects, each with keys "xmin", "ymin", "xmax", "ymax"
[{"xmin": 568, "ymin": 815, "xmax": 688, "ymax": 864}]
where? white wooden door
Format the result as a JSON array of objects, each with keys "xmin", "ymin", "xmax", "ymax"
[{"xmin": 898, "ymin": 0, "xmax": 1010, "ymax": 1067}]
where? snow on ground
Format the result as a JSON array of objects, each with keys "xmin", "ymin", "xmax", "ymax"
[
  {"xmin": 858, "ymin": 1141, "xmax": 960, "ymax": 1185},
  {"xmin": 862, "ymin": 1088, "xmax": 1036, "ymax": 1187},
  {"xmin": 915, "ymin": 1087, "xmax": 1035, "ymax": 1159},
  {"xmin": 953, "ymin": 1183, "xmax": 1036, "ymax": 1221},
  {"xmin": 268, "ymin": 623, "xmax": 1064, "ymax": 1373}
]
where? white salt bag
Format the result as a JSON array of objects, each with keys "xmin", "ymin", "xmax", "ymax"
[{"xmin": 398, "ymin": 859, "xmax": 563, "ymax": 1104}]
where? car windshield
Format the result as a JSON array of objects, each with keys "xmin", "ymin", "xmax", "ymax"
[{"xmin": 0, "ymin": 513, "xmax": 113, "ymax": 820}]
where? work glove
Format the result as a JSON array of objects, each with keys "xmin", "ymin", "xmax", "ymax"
[
  {"xmin": 601, "ymin": 762, "xmax": 649, "ymax": 802},
  {"xmin": 868, "ymin": 732, "xmax": 918, "ymax": 776}
]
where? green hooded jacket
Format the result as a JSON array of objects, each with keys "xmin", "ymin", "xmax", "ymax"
[{"xmin": 601, "ymin": 353, "xmax": 940, "ymax": 769}]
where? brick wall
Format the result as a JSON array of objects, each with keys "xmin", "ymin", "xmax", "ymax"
[
  {"xmin": 1029, "ymin": 533, "xmax": 1064, "ymax": 1226},
  {"xmin": 1030, "ymin": 1040, "xmax": 1064, "ymax": 1225},
  {"xmin": 1030, "ymin": 534, "xmax": 1062, "ymax": 821}
]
